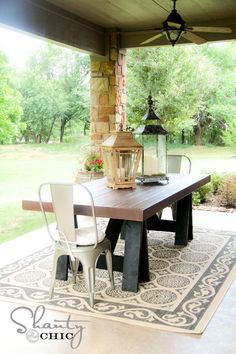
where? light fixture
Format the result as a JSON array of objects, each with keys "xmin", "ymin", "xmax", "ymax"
[{"xmin": 162, "ymin": 0, "xmax": 186, "ymax": 46}]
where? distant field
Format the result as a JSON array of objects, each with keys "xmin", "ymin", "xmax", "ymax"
[
  {"xmin": 0, "ymin": 137, "xmax": 90, "ymax": 244},
  {"xmin": 168, "ymin": 145, "xmax": 236, "ymax": 173},
  {"xmin": 0, "ymin": 141, "xmax": 235, "ymax": 244}
]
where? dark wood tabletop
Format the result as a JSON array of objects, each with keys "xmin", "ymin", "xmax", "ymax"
[
  {"xmin": 22, "ymin": 173, "xmax": 210, "ymax": 221},
  {"xmin": 22, "ymin": 173, "xmax": 210, "ymax": 292}
]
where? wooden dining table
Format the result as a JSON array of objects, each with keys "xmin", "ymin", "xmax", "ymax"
[{"xmin": 22, "ymin": 173, "xmax": 210, "ymax": 293}]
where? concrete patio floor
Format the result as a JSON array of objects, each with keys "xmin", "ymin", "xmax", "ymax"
[{"xmin": 0, "ymin": 209, "xmax": 235, "ymax": 354}]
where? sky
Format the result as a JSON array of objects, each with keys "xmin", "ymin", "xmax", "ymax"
[{"xmin": 0, "ymin": 26, "xmax": 45, "ymax": 67}]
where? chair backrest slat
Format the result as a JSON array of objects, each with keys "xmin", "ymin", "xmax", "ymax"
[
  {"xmin": 50, "ymin": 184, "xmax": 76, "ymax": 242},
  {"xmin": 167, "ymin": 154, "xmax": 191, "ymax": 174},
  {"xmin": 39, "ymin": 182, "xmax": 99, "ymax": 247}
]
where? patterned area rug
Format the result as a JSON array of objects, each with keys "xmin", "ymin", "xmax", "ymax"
[{"xmin": 0, "ymin": 227, "xmax": 235, "ymax": 334}]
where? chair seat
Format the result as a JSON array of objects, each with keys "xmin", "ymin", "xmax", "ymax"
[{"xmin": 75, "ymin": 226, "xmax": 105, "ymax": 246}]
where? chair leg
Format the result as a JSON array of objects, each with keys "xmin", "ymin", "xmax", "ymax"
[
  {"xmin": 83, "ymin": 264, "xmax": 95, "ymax": 307},
  {"xmin": 78, "ymin": 254, "xmax": 97, "ymax": 307},
  {"xmin": 49, "ymin": 249, "xmax": 62, "ymax": 299},
  {"xmin": 105, "ymin": 249, "xmax": 114, "ymax": 289},
  {"xmin": 89, "ymin": 267, "xmax": 95, "ymax": 307},
  {"xmin": 70, "ymin": 258, "xmax": 79, "ymax": 284}
]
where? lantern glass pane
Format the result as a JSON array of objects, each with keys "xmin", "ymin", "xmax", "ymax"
[
  {"xmin": 101, "ymin": 131, "xmax": 142, "ymax": 189},
  {"xmin": 116, "ymin": 150, "xmax": 134, "ymax": 181},
  {"xmin": 103, "ymin": 149, "xmax": 113, "ymax": 181},
  {"xmin": 142, "ymin": 135, "xmax": 166, "ymax": 176},
  {"xmin": 157, "ymin": 134, "xmax": 167, "ymax": 175}
]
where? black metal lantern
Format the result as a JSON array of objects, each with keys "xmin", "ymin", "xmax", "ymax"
[
  {"xmin": 162, "ymin": 0, "xmax": 185, "ymax": 47},
  {"xmin": 136, "ymin": 94, "xmax": 169, "ymax": 184}
]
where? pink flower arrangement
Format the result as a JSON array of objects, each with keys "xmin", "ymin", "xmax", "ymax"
[{"xmin": 84, "ymin": 154, "xmax": 104, "ymax": 172}]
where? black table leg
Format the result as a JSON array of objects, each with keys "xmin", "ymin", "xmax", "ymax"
[
  {"xmin": 105, "ymin": 218, "xmax": 124, "ymax": 252},
  {"xmin": 175, "ymin": 193, "xmax": 192, "ymax": 246},
  {"xmin": 56, "ymin": 216, "xmax": 150, "ymax": 291},
  {"xmin": 97, "ymin": 219, "xmax": 149, "ymax": 291},
  {"xmin": 56, "ymin": 255, "xmax": 69, "ymax": 280},
  {"xmin": 96, "ymin": 219, "xmax": 124, "ymax": 272},
  {"xmin": 139, "ymin": 223, "xmax": 150, "ymax": 283},
  {"xmin": 146, "ymin": 194, "xmax": 193, "ymax": 246},
  {"xmin": 188, "ymin": 194, "xmax": 193, "ymax": 241},
  {"xmin": 146, "ymin": 214, "xmax": 176, "ymax": 232},
  {"xmin": 122, "ymin": 220, "xmax": 149, "ymax": 292}
]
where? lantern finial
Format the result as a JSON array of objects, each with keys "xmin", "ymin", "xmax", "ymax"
[{"xmin": 148, "ymin": 92, "xmax": 153, "ymax": 110}]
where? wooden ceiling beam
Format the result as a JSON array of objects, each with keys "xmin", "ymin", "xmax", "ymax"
[{"xmin": 0, "ymin": 0, "xmax": 106, "ymax": 56}]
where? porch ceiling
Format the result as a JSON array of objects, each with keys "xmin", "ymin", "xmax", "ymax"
[
  {"xmin": 46, "ymin": 0, "xmax": 236, "ymax": 47},
  {"xmin": 0, "ymin": 0, "xmax": 236, "ymax": 56}
]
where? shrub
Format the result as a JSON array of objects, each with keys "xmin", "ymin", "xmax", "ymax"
[
  {"xmin": 197, "ymin": 183, "xmax": 214, "ymax": 203},
  {"xmin": 193, "ymin": 183, "xmax": 213, "ymax": 206},
  {"xmin": 211, "ymin": 173, "xmax": 224, "ymax": 194},
  {"xmin": 217, "ymin": 175, "xmax": 236, "ymax": 207},
  {"xmin": 223, "ymin": 119, "xmax": 236, "ymax": 147},
  {"xmin": 192, "ymin": 191, "xmax": 201, "ymax": 206}
]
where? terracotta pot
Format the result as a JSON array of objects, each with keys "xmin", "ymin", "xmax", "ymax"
[{"xmin": 75, "ymin": 170, "xmax": 104, "ymax": 183}]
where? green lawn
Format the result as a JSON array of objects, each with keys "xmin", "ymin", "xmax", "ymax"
[
  {"xmin": 168, "ymin": 144, "xmax": 236, "ymax": 159},
  {"xmin": 0, "ymin": 137, "xmax": 91, "ymax": 244},
  {"xmin": 168, "ymin": 144, "xmax": 236, "ymax": 173},
  {"xmin": 0, "ymin": 141, "xmax": 235, "ymax": 245}
]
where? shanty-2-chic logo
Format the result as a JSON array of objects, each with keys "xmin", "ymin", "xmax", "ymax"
[{"xmin": 10, "ymin": 305, "xmax": 88, "ymax": 349}]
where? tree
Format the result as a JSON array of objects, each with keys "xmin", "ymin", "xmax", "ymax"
[
  {"xmin": 57, "ymin": 52, "xmax": 89, "ymax": 142},
  {"xmin": 127, "ymin": 43, "xmax": 236, "ymax": 146},
  {"xmin": 19, "ymin": 44, "xmax": 89, "ymax": 143},
  {"xmin": 126, "ymin": 46, "xmax": 216, "ymax": 144},
  {"xmin": 199, "ymin": 43, "xmax": 236, "ymax": 145},
  {"xmin": 223, "ymin": 118, "xmax": 236, "ymax": 147},
  {"xmin": 0, "ymin": 51, "xmax": 22, "ymax": 144}
]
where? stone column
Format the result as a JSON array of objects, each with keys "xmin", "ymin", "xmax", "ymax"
[{"xmin": 90, "ymin": 30, "xmax": 126, "ymax": 150}]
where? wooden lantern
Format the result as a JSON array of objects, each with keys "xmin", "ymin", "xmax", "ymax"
[{"xmin": 101, "ymin": 130, "xmax": 142, "ymax": 189}]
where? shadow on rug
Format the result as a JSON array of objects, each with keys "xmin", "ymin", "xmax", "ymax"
[{"xmin": 0, "ymin": 227, "xmax": 235, "ymax": 334}]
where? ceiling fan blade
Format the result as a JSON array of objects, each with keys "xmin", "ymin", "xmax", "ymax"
[
  {"xmin": 140, "ymin": 33, "xmax": 164, "ymax": 45},
  {"xmin": 167, "ymin": 21, "xmax": 182, "ymax": 29},
  {"xmin": 121, "ymin": 28, "xmax": 162, "ymax": 35},
  {"xmin": 182, "ymin": 32, "xmax": 207, "ymax": 45},
  {"xmin": 188, "ymin": 26, "xmax": 232, "ymax": 34}
]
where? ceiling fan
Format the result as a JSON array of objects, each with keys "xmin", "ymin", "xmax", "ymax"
[{"xmin": 139, "ymin": 0, "xmax": 232, "ymax": 46}]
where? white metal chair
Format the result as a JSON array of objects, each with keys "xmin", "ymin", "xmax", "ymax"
[
  {"xmin": 38, "ymin": 182, "xmax": 114, "ymax": 308},
  {"xmin": 159, "ymin": 154, "xmax": 192, "ymax": 219},
  {"xmin": 167, "ymin": 154, "xmax": 191, "ymax": 174}
]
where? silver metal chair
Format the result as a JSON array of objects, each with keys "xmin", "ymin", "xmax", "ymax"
[
  {"xmin": 167, "ymin": 154, "xmax": 191, "ymax": 174},
  {"xmin": 159, "ymin": 154, "xmax": 192, "ymax": 219},
  {"xmin": 38, "ymin": 182, "xmax": 114, "ymax": 308}
]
